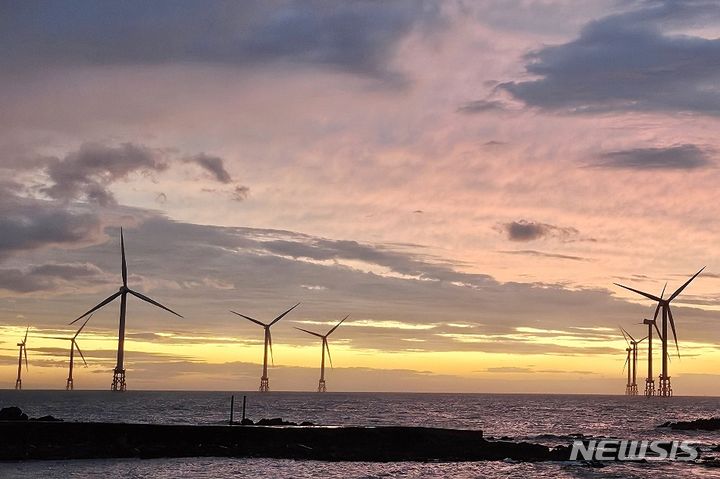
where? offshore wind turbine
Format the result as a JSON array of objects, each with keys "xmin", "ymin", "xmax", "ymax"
[
  {"xmin": 621, "ymin": 327, "xmax": 646, "ymax": 396},
  {"xmin": 14, "ymin": 327, "xmax": 29, "ymax": 390},
  {"xmin": 40, "ymin": 315, "xmax": 92, "ymax": 390},
  {"xmin": 295, "ymin": 314, "xmax": 349, "ymax": 392},
  {"xmin": 70, "ymin": 228, "xmax": 183, "ymax": 391},
  {"xmin": 622, "ymin": 336, "xmax": 632, "ymax": 396},
  {"xmin": 615, "ymin": 267, "xmax": 704, "ymax": 397},
  {"xmin": 642, "ymin": 316, "xmax": 662, "ymax": 397},
  {"xmin": 640, "ymin": 283, "xmax": 665, "ymax": 397},
  {"xmin": 230, "ymin": 303, "xmax": 300, "ymax": 392}
]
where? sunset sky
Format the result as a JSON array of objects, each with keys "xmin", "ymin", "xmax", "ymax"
[{"xmin": 2, "ymin": 0, "xmax": 720, "ymax": 394}]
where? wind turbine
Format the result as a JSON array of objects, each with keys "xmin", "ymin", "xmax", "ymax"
[
  {"xmin": 640, "ymin": 283, "xmax": 665, "ymax": 397},
  {"xmin": 70, "ymin": 228, "xmax": 183, "ymax": 391},
  {"xmin": 41, "ymin": 315, "xmax": 92, "ymax": 390},
  {"xmin": 621, "ymin": 335, "xmax": 632, "ymax": 395},
  {"xmin": 615, "ymin": 267, "xmax": 704, "ymax": 397},
  {"xmin": 14, "ymin": 327, "xmax": 29, "ymax": 390},
  {"xmin": 230, "ymin": 303, "xmax": 300, "ymax": 392},
  {"xmin": 621, "ymin": 327, "xmax": 646, "ymax": 396},
  {"xmin": 642, "ymin": 316, "xmax": 662, "ymax": 397},
  {"xmin": 295, "ymin": 314, "xmax": 349, "ymax": 392}
]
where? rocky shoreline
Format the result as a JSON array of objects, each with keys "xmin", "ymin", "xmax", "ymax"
[
  {"xmin": 660, "ymin": 418, "xmax": 720, "ymax": 431},
  {"xmin": 0, "ymin": 406, "xmax": 578, "ymax": 462},
  {"xmin": 0, "ymin": 420, "xmax": 583, "ymax": 462}
]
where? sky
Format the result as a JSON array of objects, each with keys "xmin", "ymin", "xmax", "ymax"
[{"xmin": 1, "ymin": 0, "xmax": 720, "ymax": 394}]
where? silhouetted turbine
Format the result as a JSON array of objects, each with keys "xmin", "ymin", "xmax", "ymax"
[
  {"xmin": 14, "ymin": 327, "xmax": 29, "ymax": 390},
  {"xmin": 621, "ymin": 326, "xmax": 646, "ymax": 396},
  {"xmin": 295, "ymin": 314, "xmax": 349, "ymax": 392},
  {"xmin": 230, "ymin": 303, "xmax": 300, "ymax": 392},
  {"xmin": 70, "ymin": 228, "xmax": 183, "ymax": 391},
  {"xmin": 41, "ymin": 315, "xmax": 92, "ymax": 390},
  {"xmin": 615, "ymin": 267, "xmax": 704, "ymax": 397}
]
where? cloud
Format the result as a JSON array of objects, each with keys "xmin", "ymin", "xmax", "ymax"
[
  {"xmin": 0, "ymin": 262, "xmax": 106, "ymax": 293},
  {"xmin": 501, "ymin": 0, "xmax": 720, "ymax": 115},
  {"xmin": 457, "ymin": 99, "xmax": 506, "ymax": 114},
  {"xmin": 0, "ymin": 1, "xmax": 441, "ymax": 81},
  {"xmin": 499, "ymin": 250, "xmax": 588, "ymax": 262},
  {"xmin": 0, "ymin": 183, "xmax": 100, "ymax": 260},
  {"xmin": 41, "ymin": 142, "xmax": 167, "ymax": 205},
  {"xmin": 593, "ymin": 144, "xmax": 714, "ymax": 170},
  {"xmin": 232, "ymin": 185, "xmax": 250, "ymax": 202},
  {"xmin": 499, "ymin": 220, "xmax": 578, "ymax": 242},
  {"xmin": 185, "ymin": 154, "xmax": 232, "ymax": 183},
  {"xmin": 485, "ymin": 366, "xmax": 532, "ymax": 373}
]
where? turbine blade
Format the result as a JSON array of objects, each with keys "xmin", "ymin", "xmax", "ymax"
[
  {"xmin": 667, "ymin": 307, "xmax": 680, "ymax": 359},
  {"xmin": 613, "ymin": 283, "xmax": 662, "ymax": 302},
  {"xmin": 637, "ymin": 336, "xmax": 647, "ymax": 343},
  {"xmin": 294, "ymin": 326, "xmax": 323, "ymax": 338},
  {"xmin": 121, "ymin": 227, "xmax": 128, "ymax": 287},
  {"xmin": 622, "ymin": 353, "xmax": 629, "ymax": 372},
  {"xmin": 74, "ymin": 313, "xmax": 93, "ymax": 338},
  {"xmin": 74, "ymin": 340, "xmax": 88, "ymax": 367},
  {"xmin": 230, "ymin": 311, "xmax": 266, "ymax": 327},
  {"xmin": 23, "ymin": 326, "xmax": 29, "ymax": 343},
  {"xmin": 268, "ymin": 329, "xmax": 274, "ymax": 366},
  {"xmin": 619, "ymin": 326, "xmax": 630, "ymax": 345},
  {"xmin": 668, "ymin": 267, "xmax": 705, "ymax": 302},
  {"xmin": 653, "ymin": 322, "xmax": 663, "ymax": 341},
  {"xmin": 660, "ymin": 282, "xmax": 667, "ymax": 299},
  {"xmin": 620, "ymin": 326, "xmax": 636, "ymax": 343},
  {"xmin": 24, "ymin": 347, "xmax": 28, "ymax": 371},
  {"xmin": 38, "ymin": 336, "xmax": 69, "ymax": 341},
  {"xmin": 128, "ymin": 289, "xmax": 183, "ymax": 318},
  {"xmin": 70, "ymin": 291, "xmax": 121, "ymax": 324},
  {"xmin": 325, "ymin": 338, "xmax": 333, "ymax": 368},
  {"xmin": 270, "ymin": 302, "xmax": 301, "ymax": 326},
  {"xmin": 327, "ymin": 314, "xmax": 350, "ymax": 336}
]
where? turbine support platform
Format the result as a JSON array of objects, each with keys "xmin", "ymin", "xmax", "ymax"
[
  {"xmin": 66, "ymin": 378, "xmax": 73, "ymax": 391},
  {"xmin": 15, "ymin": 379, "xmax": 21, "ymax": 390},
  {"xmin": 658, "ymin": 376, "xmax": 672, "ymax": 397},
  {"xmin": 259, "ymin": 377, "xmax": 269, "ymax": 392},
  {"xmin": 644, "ymin": 379, "xmax": 655, "ymax": 397},
  {"xmin": 629, "ymin": 384, "xmax": 638, "ymax": 395},
  {"xmin": 318, "ymin": 379, "xmax": 326, "ymax": 393},
  {"xmin": 111, "ymin": 368, "xmax": 127, "ymax": 391},
  {"xmin": 625, "ymin": 385, "xmax": 632, "ymax": 395}
]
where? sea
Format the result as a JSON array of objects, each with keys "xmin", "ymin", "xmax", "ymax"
[{"xmin": 0, "ymin": 391, "xmax": 718, "ymax": 478}]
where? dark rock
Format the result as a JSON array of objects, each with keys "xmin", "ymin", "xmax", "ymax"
[
  {"xmin": 256, "ymin": 417, "xmax": 297, "ymax": 426},
  {"xmin": 663, "ymin": 418, "xmax": 720, "ymax": 431},
  {"xmin": 0, "ymin": 407, "xmax": 28, "ymax": 421},
  {"xmin": 300, "ymin": 421, "xmax": 315, "ymax": 426},
  {"xmin": 240, "ymin": 418, "xmax": 254, "ymax": 425},
  {"xmin": 30, "ymin": 415, "xmax": 63, "ymax": 422}
]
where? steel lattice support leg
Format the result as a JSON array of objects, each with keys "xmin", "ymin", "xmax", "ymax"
[{"xmin": 111, "ymin": 368, "xmax": 126, "ymax": 391}]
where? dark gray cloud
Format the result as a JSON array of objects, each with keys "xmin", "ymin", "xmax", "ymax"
[
  {"xmin": 501, "ymin": 0, "xmax": 720, "ymax": 115},
  {"xmin": 0, "ymin": 1, "xmax": 441, "ymax": 81},
  {"xmin": 41, "ymin": 142, "xmax": 167, "ymax": 205},
  {"xmin": 232, "ymin": 185, "xmax": 250, "ymax": 202},
  {"xmin": 499, "ymin": 250, "xmax": 588, "ymax": 262},
  {"xmin": 260, "ymin": 237, "xmax": 493, "ymax": 286},
  {"xmin": 0, "ymin": 183, "xmax": 100, "ymax": 260},
  {"xmin": 499, "ymin": 220, "xmax": 578, "ymax": 242},
  {"xmin": 0, "ymin": 263, "xmax": 106, "ymax": 293},
  {"xmin": 593, "ymin": 144, "xmax": 714, "ymax": 170},
  {"xmin": 185, "ymin": 154, "xmax": 232, "ymax": 183},
  {"xmin": 457, "ymin": 99, "xmax": 506, "ymax": 114}
]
